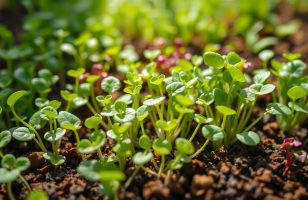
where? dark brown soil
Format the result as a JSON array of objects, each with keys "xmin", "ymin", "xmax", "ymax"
[{"xmin": 0, "ymin": 119, "xmax": 307, "ymax": 200}]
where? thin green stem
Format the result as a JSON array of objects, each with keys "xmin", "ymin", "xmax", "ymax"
[
  {"xmin": 72, "ymin": 129, "xmax": 80, "ymax": 144},
  {"xmin": 0, "ymin": 150, "xmax": 3, "ymax": 157},
  {"xmin": 191, "ymin": 139, "xmax": 210, "ymax": 158},
  {"xmin": 141, "ymin": 166, "xmax": 164, "ymax": 178},
  {"xmin": 155, "ymin": 105, "xmax": 163, "ymax": 120},
  {"xmin": 11, "ymin": 108, "xmax": 47, "ymax": 152},
  {"xmin": 97, "ymin": 148, "xmax": 104, "ymax": 161},
  {"xmin": 124, "ymin": 166, "xmax": 140, "ymax": 189},
  {"xmin": 74, "ymin": 78, "xmax": 79, "ymax": 94},
  {"xmin": 189, "ymin": 123, "xmax": 201, "ymax": 142},
  {"xmin": 152, "ymin": 158, "xmax": 159, "ymax": 171},
  {"xmin": 7, "ymin": 182, "xmax": 15, "ymax": 200},
  {"xmin": 242, "ymin": 113, "xmax": 266, "ymax": 133},
  {"xmin": 91, "ymin": 87, "xmax": 100, "ymax": 113},
  {"xmin": 65, "ymin": 101, "xmax": 72, "ymax": 112},
  {"xmin": 158, "ymin": 155, "xmax": 165, "ymax": 176},
  {"xmin": 140, "ymin": 122, "xmax": 146, "ymax": 135},
  {"xmin": 19, "ymin": 175, "xmax": 32, "ymax": 191},
  {"xmin": 221, "ymin": 115, "xmax": 227, "ymax": 131}
]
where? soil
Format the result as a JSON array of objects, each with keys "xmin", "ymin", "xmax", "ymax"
[{"xmin": 0, "ymin": 1, "xmax": 308, "ymax": 200}]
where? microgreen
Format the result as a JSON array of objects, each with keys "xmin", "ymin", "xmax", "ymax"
[
  {"xmin": 0, "ymin": 154, "xmax": 32, "ymax": 200},
  {"xmin": 78, "ymin": 160, "xmax": 125, "ymax": 198},
  {"xmin": 270, "ymin": 55, "xmax": 308, "ymax": 132},
  {"xmin": 7, "ymin": 91, "xmax": 47, "ymax": 152}
]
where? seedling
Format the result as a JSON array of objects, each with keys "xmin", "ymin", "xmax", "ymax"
[
  {"xmin": 270, "ymin": 54, "xmax": 308, "ymax": 131},
  {"xmin": 78, "ymin": 114, "xmax": 106, "ymax": 161},
  {"xmin": 165, "ymin": 138, "xmax": 194, "ymax": 185},
  {"xmin": 0, "ymin": 154, "xmax": 31, "ymax": 200},
  {"xmin": 0, "ymin": 130, "xmax": 11, "ymax": 157},
  {"xmin": 7, "ymin": 91, "xmax": 47, "ymax": 152},
  {"xmin": 153, "ymin": 138, "xmax": 172, "ymax": 176},
  {"xmin": 77, "ymin": 160, "xmax": 125, "ymax": 199},
  {"xmin": 194, "ymin": 52, "xmax": 274, "ymax": 148}
]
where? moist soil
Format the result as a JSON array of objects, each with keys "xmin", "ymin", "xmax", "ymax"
[
  {"xmin": 0, "ymin": 1, "xmax": 308, "ymax": 200},
  {"xmin": 0, "ymin": 119, "xmax": 307, "ymax": 200}
]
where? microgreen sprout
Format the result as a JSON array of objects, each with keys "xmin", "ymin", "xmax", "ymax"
[
  {"xmin": 270, "ymin": 54, "xmax": 307, "ymax": 132},
  {"xmin": 7, "ymin": 91, "xmax": 47, "ymax": 152},
  {"xmin": 0, "ymin": 154, "xmax": 31, "ymax": 200}
]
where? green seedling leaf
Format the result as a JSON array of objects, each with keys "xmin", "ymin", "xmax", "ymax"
[
  {"xmin": 133, "ymin": 152, "xmax": 153, "ymax": 165},
  {"xmin": 253, "ymin": 70, "xmax": 271, "ymax": 84},
  {"xmin": 114, "ymin": 101, "xmax": 127, "ymax": 114},
  {"xmin": 78, "ymin": 130, "xmax": 106, "ymax": 154},
  {"xmin": 67, "ymin": 68, "xmax": 85, "ymax": 78},
  {"xmin": 283, "ymin": 52, "xmax": 301, "ymax": 61},
  {"xmin": 0, "ymin": 72, "xmax": 12, "ymax": 88},
  {"xmin": 139, "ymin": 135, "xmax": 151, "ymax": 151},
  {"xmin": 153, "ymin": 139, "xmax": 171, "ymax": 155},
  {"xmin": 240, "ymin": 88, "xmax": 256, "ymax": 103},
  {"xmin": 1, "ymin": 154, "xmax": 30, "ymax": 172},
  {"xmin": 13, "ymin": 127, "xmax": 35, "ymax": 141},
  {"xmin": 202, "ymin": 125, "xmax": 225, "ymax": 142},
  {"xmin": 226, "ymin": 52, "xmax": 243, "ymax": 66},
  {"xmin": 175, "ymin": 138, "xmax": 194, "ymax": 155},
  {"xmin": 1, "ymin": 154, "xmax": 15, "ymax": 169},
  {"xmin": 194, "ymin": 114, "xmax": 213, "ymax": 124},
  {"xmin": 196, "ymin": 92, "xmax": 214, "ymax": 106},
  {"xmin": 85, "ymin": 114, "xmax": 102, "ymax": 129},
  {"xmin": 58, "ymin": 111, "xmax": 81, "ymax": 130},
  {"xmin": 60, "ymin": 90, "xmax": 77, "ymax": 102},
  {"xmin": 203, "ymin": 52, "xmax": 224, "ymax": 69},
  {"xmin": 166, "ymin": 82, "xmax": 185, "ymax": 96},
  {"xmin": 227, "ymin": 66, "xmax": 245, "ymax": 82},
  {"xmin": 101, "ymin": 76, "xmax": 121, "ymax": 93},
  {"xmin": 236, "ymin": 131, "xmax": 260, "ymax": 146},
  {"xmin": 7, "ymin": 90, "xmax": 27, "ymax": 107},
  {"xmin": 114, "ymin": 108, "xmax": 136, "ymax": 123},
  {"xmin": 143, "ymin": 96, "xmax": 165, "ymax": 106},
  {"xmin": 87, "ymin": 75, "xmax": 99, "ymax": 85},
  {"xmin": 112, "ymin": 139, "xmax": 132, "ymax": 157},
  {"xmin": 35, "ymin": 98, "xmax": 49, "ymax": 108},
  {"xmin": 112, "ymin": 123, "xmax": 132, "ymax": 135},
  {"xmin": 288, "ymin": 102, "xmax": 308, "ymax": 114},
  {"xmin": 280, "ymin": 60, "xmax": 306, "ymax": 78},
  {"xmin": 77, "ymin": 160, "xmax": 125, "ymax": 182},
  {"xmin": 15, "ymin": 157, "xmax": 31, "ymax": 172},
  {"xmin": 0, "ymin": 130, "xmax": 11, "ymax": 148},
  {"xmin": 192, "ymin": 55, "xmax": 203, "ymax": 66},
  {"xmin": 249, "ymin": 84, "xmax": 275, "ymax": 95},
  {"xmin": 144, "ymin": 49, "xmax": 160, "ymax": 60},
  {"xmin": 175, "ymin": 104, "xmax": 194, "ymax": 114},
  {"xmin": 150, "ymin": 75, "xmax": 165, "ymax": 85},
  {"xmin": 44, "ymin": 128, "xmax": 66, "ymax": 142},
  {"xmin": 40, "ymin": 106, "xmax": 58, "ymax": 120},
  {"xmin": 214, "ymin": 88, "xmax": 228, "ymax": 106},
  {"xmin": 136, "ymin": 105, "xmax": 149, "ymax": 121},
  {"xmin": 287, "ymin": 86, "xmax": 307, "ymax": 101},
  {"xmin": 43, "ymin": 152, "xmax": 65, "ymax": 166},
  {"xmin": 96, "ymin": 95, "xmax": 112, "ymax": 107},
  {"xmin": 48, "ymin": 100, "xmax": 62, "ymax": 110},
  {"xmin": 26, "ymin": 191, "xmax": 48, "ymax": 200},
  {"xmin": 0, "ymin": 168, "xmax": 19, "ymax": 183},
  {"xmin": 259, "ymin": 50, "xmax": 274, "ymax": 62},
  {"xmin": 124, "ymin": 85, "xmax": 142, "ymax": 95},
  {"xmin": 266, "ymin": 103, "xmax": 292, "ymax": 115},
  {"xmin": 216, "ymin": 106, "xmax": 236, "ymax": 116},
  {"xmin": 175, "ymin": 95, "xmax": 194, "ymax": 107},
  {"xmin": 156, "ymin": 120, "xmax": 177, "ymax": 131}
]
